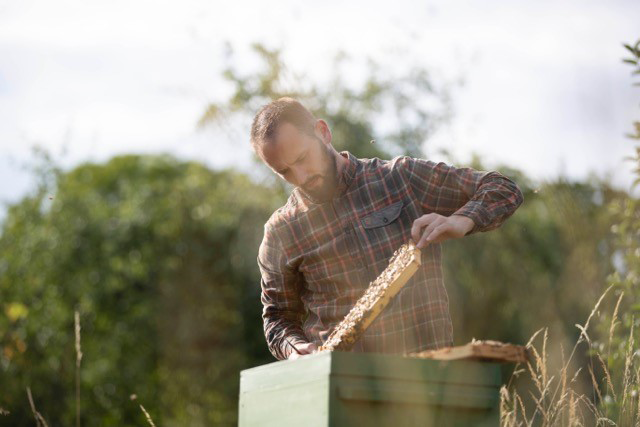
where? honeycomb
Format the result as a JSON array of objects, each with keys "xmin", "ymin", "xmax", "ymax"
[{"xmin": 319, "ymin": 240, "xmax": 422, "ymax": 352}]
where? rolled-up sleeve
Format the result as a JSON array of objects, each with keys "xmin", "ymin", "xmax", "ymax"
[
  {"xmin": 395, "ymin": 156, "xmax": 524, "ymax": 235},
  {"xmin": 258, "ymin": 222, "xmax": 309, "ymax": 360}
]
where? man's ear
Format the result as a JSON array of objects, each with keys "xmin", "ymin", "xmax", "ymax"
[{"xmin": 314, "ymin": 119, "xmax": 332, "ymax": 145}]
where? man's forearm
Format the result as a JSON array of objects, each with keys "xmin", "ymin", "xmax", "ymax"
[
  {"xmin": 397, "ymin": 157, "xmax": 524, "ymax": 234},
  {"xmin": 452, "ymin": 171, "xmax": 524, "ymax": 235},
  {"xmin": 263, "ymin": 308, "xmax": 309, "ymax": 360}
]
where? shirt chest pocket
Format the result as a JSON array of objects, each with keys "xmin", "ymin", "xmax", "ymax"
[
  {"xmin": 359, "ymin": 200, "xmax": 409, "ymax": 265},
  {"xmin": 360, "ymin": 200, "xmax": 404, "ymax": 229}
]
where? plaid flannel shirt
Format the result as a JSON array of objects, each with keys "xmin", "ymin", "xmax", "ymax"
[{"xmin": 258, "ymin": 150, "xmax": 524, "ymax": 360}]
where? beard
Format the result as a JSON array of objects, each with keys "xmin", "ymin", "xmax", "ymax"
[{"xmin": 301, "ymin": 142, "xmax": 339, "ymax": 202}]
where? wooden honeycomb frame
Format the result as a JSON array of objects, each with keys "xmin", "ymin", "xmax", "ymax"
[
  {"xmin": 406, "ymin": 340, "xmax": 529, "ymax": 364},
  {"xmin": 319, "ymin": 240, "xmax": 422, "ymax": 352}
]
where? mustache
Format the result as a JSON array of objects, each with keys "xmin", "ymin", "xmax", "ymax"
[{"xmin": 303, "ymin": 175, "xmax": 322, "ymax": 187}]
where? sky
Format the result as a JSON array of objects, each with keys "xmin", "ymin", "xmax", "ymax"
[{"xmin": 1, "ymin": 0, "xmax": 639, "ymax": 216}]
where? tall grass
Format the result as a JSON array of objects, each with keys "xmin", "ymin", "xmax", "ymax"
[
  {"xmin": 20, "ymin": 309, "xmax": 158, "ymax": 427},
  {"xmin": 75, "ymin": 310, "xmax": 82, "ymax": 427},
  {"xmin": 500, "ymin": 285, "xmax": 640, "ymax": 426},
  {"xmin": 130, "ymin": 394, "xmax": 157, "ymax": 427},
  {"xmin": 26, "ymin": 386, "xmax": 49, "ymax": 427}
]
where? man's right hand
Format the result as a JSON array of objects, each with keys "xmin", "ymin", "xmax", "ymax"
[{"xmin": 287, "ymin": 342, "xmax": 318, "ymax": 360}]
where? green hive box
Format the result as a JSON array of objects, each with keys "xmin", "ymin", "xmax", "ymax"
[{"xmin": 239, "ymin": 351, "xmax": 501, "ymax": 426}]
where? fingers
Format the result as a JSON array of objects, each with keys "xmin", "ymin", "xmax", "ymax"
[
  {"xmin": 288, "ymin": 352, "xmax": 301, "ymax": 360},
  {"xmin": 414, "ymin": 215, "xmax": 447, "ymax": 248},
  {"xmin": 422, "ymin": 224, "xmax": 447, "ymax": 246},
  {"xmin": 412, "ymin": 212, "xmax": 474, "ymax": 248},
  {"xmin": 298, "ymin": 342, "xmax": 317, "ymax": 354},
  {"xmin": 287, "ymin": 341, "xmax": 318, "ymax": 359},
  {"xmin": 411, "ymin": 213, "xmax": 437, "ymax": 243},
  {"xmin": 417, "ymin": 223, "xmax": 438, "ymax": 248}
]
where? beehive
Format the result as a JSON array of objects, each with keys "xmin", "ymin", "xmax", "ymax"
[
  {"xmin": 320, "ymin": 240, "xmax": 422, "ymax": 352},
  {"xmin": 238, "ymin": 351, "xmax": 502, "ymax": 427}
]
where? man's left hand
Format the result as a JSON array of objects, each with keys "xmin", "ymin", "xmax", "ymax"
[{"xmin": 411, "ymin": 214, "xmax": 475, "ymax": 249}]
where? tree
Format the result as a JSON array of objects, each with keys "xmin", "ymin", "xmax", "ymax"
[
  {"xmin": 199, "ymin": 43, "xmax": 454, "ymax": 163},
  {"xmin": 0, "ymin": 152, "xmax": 282, "ymax": 426}
]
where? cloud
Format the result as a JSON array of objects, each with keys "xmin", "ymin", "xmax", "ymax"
[{"xmin": 1, "ymin": 0, "xmax": 639, "ymax": 211}]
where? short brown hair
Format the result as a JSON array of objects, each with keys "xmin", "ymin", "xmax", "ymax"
[{"xmin": 250, "ymin": 97, "xmax": 318, "ymax": 156}]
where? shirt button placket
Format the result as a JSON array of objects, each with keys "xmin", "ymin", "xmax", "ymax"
[
  {"xmin": 346, "ymin": 201, "xmax": 365, "ymax": 270},
  {"xmin": 344, "ymin": 224, "xmax": 359, "ymax": 264},
  {"xmin": 336, "ymin": 198, "xmax": 362, "ymax": 270}
]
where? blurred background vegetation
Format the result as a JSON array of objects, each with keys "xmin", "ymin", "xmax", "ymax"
[{"xmin": 0, "ymin": 40, "xmax": 638, "ymax": 426}]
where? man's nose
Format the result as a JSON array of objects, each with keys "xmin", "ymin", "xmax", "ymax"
[{"xmin": 293, "ymin": 169, "xmax": 311, "ymax": 187}]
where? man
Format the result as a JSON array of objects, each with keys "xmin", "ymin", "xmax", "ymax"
[{"xmin": 253, "ymin": 97, "xmax": 524, "ymax": 361}]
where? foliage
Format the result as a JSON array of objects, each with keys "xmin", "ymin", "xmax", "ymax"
[
  {"xmin": 0, "ymin": 153, "xmax": 283, "ymax": 426},
  {"xmin": 501, "ymin": 286, "xmax": 640, "ymax": 426},
  {"xmin": 591, "ymin": 38, "xmax": 640, "ymax": 422},
  {"xmin": 499, "ymin": 38, "xmax": 640, "ymax": 426},
  {"xmin": 444, "ymin": 158, "xmax": 618, "ymax": 349},
  {"xmin": 199, "ymin": 43, "xmax": 454, "ymax": 161}
]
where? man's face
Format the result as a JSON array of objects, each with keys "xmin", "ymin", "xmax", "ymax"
[{"xmin": 261, "ymin": 121, "xmax": 339, "ymax": 202}]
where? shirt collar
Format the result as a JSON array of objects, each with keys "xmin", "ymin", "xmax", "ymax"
[{"xmin": 297, "ymin": 150, "xmax": 358, "ymax": 205}]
